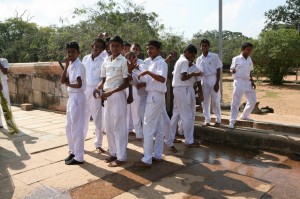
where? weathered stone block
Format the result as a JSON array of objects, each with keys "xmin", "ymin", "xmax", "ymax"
[{"xmin": 21, "ymin": 103, "xmax": 33, "ymax": 111}]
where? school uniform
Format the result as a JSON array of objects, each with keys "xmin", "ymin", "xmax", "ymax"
[
  {"xmin": 66, "ymin": 58, "xmax": 86, "ymax": 162},
  {"xmin": 196, "ymin": 52, "xmax": 222, "ymax": 124},
  {"xmin": 229, "ymin": 54, "xmax": 256, "ymax": 125},
  {"xmin": 141, "ymin": 56, "xmax": 168, "ymax": 164},
  {"xmin": 100, "ymin": 50, "xmax": 109, "ymax": 133},
  {"xmin": 101, "ymin": 54, "xmax": 128, "ymax": 161},
  {"xmin": 130, "ymin": 60, "xmax": 148, "ymax": 139},
  {"xmin": 0, "ymin": 58, "xmax": 10, "ymax": 127},
  {"xmin": 82, "ymin": 53, "xmax": 104, "ymax": 148},
  {"xmin": 169, "ymin": 55, "xmax": 200, "ymax": 146}
]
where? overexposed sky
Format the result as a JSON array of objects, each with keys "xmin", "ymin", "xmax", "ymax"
[{"xmin": 0, "ymin": 0, "xmax": 286, "ymax": 39}]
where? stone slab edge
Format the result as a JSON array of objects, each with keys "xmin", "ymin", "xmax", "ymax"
[{"xmin": 194, "ymin": 125, "xmax": 300, "ymax": 155}]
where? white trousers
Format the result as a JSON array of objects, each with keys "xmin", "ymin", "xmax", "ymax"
[
  {"xmin": 0, "ymin": 80, "xmax": 10, "ymax": 126},
  {"xmin": 84, "ymin": 86, "xmax": 103, "ymax": 148},
  {"xmin": 230, "ymin": 79, "xmax": 256, "ymax": 124},
  {"xmin": 105, "ymin": 91, "xmax": 128, "ymax": 161},
  {"xmin": 130, "ymin": 86, "xmax": 147, "ymax": 139},
  {"xmin": 126, "ymin": 88, "xmax": 134, "ymax": 132},
  {"xmin": 142, "ymin": 92, "xmax": 165, "ymax": 164},
  {"xmin": 66, "ymin": 92, "xmax": 86, "ymax": 162},
  {"xmin": 201, "ymin": 76, "xmax": 221, "ymax": 123},
  {"xmin": 170, "ymin": 87, "xmax": 195, "ymax": 145}
]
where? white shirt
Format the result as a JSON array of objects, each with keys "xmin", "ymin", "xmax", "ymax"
[
  {"xmin": 67, "ymin": 58, "xmax": 86, "ymax": 93},
  {"xmin": 132, "ymin": 64, "xmax": 148, "ymax": 97},
  {"xmin": 101, "ymin": 54, "xmax": 128, "ymax": 92},
  {"xmin": 172, "ymin": 54, "xmax": 190, "ymax": 87},
  {"xmin": 230, "ymin": 54, "xmax": 253, "ymax": 80},
  {"xmin": 0, "ymin": 58, "xmax": 9, "ymax": 81},
  {"xmin": 144, "ymin": 56, "xmax": 168, "ymax": 93},
  {"xmin": 186, "ymin": 65, "xmax": 201, "ymax": 87},
  {"xmin": 100, "ymin": 50, "xmax": 109, "ymax": 60},
  {"xmin": 196, "ymin": 52, "xmax": 222, "ymax": 77},
  {"xmin": 82, "ymin": 54, "xmax": 104, "ymax": 87}
]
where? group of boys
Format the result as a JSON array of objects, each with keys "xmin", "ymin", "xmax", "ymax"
[{"xmin": 61, "ymin": 35, "xmax": 256, "ymax": 168}]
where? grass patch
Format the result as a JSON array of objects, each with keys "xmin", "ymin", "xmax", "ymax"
[{"xmin": 263, "ymin": 91, "xmax": 279, "ymax": 98}]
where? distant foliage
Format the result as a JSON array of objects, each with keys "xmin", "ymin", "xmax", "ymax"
[{"xmin": 252, "ymin": 29, "xmax": 300, "ymax": 85}]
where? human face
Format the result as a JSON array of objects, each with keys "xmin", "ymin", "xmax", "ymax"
[
  {"xmin": 146, "ymin": 45, "xmax": 160, "ymax": 59},
  {"xmin": 242, "ymin": 46, "xmax": 253, "ymax": 58},
  {"xmin": 92, "ymin": 42, "xmax": 105, "ymax": 57},
  {"xmin": 110, "ymin": 41, "xmax": 122, "ymax": 57},
  {"xmin": 66, "ymin": 48, "xmax": 80, "ymax": 62},
  {"xmin": 122, "ymin": 46, "xmax": 131, "ymax": 56},
  {"xmin": 185, "ymin": 52, "xmax": 196, "ymax": 63},
  {"xmin": 130, "ymin": 45, "xmax": 140, "ymax": 56},
  {"xmin": 200, "ymin": 43, "xmax": 210, "ymax": 55}
]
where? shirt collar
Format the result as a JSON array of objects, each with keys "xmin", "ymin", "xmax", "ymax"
[
  {"xmin": 151, "ymin": 55, "xmax": 163, "ymax": 62},
  {"xmin": 201, "ymin": 52, "xmax": 211, "ymax": 58},
  {"xmin": 109, "ymin": 54, "xmax": 123, "ymax": 61},
  {"xmin": 90, "ymin": 53, "xmax": 103, "ymax": 61},
  {"xmin": 238, "ymin": 53, "xmax": 250, "ymax": 60}
]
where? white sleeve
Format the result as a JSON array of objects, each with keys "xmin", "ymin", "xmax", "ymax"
[
  {"xmin": 0, "ymin": 58, "xmax": 9, "ymax": 68},
  {"xmin": 230, "ymin": 57, "xmax": 236, "ymax": 70}
]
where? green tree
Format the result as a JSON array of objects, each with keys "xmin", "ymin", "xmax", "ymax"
[
  {"xmin": 264, "ymin": 0, "xmax": 300, "ymax": 30},
  {"xmin": 252, "ymin": 29, "xmax": 300, "ymax": 85}
]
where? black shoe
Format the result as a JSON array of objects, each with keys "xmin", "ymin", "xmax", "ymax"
[
  {"xmin": 64, "ymin": 154, "xmax": 75, "ymax": 162},
  {"xmin": 65, "ymin": 158, "xmax": 84, "ymax": 165}
]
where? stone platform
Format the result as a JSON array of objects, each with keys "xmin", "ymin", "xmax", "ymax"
[{"xmin": 0, "ymin": 106, "xmax": 299, "ymax": 199}]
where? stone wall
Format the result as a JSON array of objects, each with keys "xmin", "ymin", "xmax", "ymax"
[{"xmin": 8, "ymin": 62, "xmax": 68, "ymax": 112}]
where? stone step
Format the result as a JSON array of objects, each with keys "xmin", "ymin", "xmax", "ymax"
[
  {"xmin": 195, "ymin": 112, "xmax": 300, "ymax": 135},
  {"xmin": 193, "ymin": 122, "xmax": 300, "ymax": 155}
]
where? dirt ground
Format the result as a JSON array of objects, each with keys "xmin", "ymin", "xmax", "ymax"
[{"xmin": 221, "ymin": 74, "xmax": 300, "ymax": 126}]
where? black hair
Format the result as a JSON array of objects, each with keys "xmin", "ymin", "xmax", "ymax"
[
  {"xmin": 109, "ymin": 36, "xmax": 123, "ymax": 45},
  {"xmin": 131, "ymin": 43, "xmax": 142, "ymax": 51},
  {"xmin": 200, "ymin": 39, "xmax": 210, "ymax": 46},
  {"xmin": 125, "ymin": 51, "xmax": 136, "ymax": 59},
  {"xmin": 146, "ymin": 40, "xmax": 161, "ymax": 49},
  {"xmin": 123, "ymin": 41, "xmax": 131, "ymax": 47},
  {"xmin": 66, "ymin": 41, "xmax": 80, "ymax": 52},
  {"xmin": 184, "ymin": 44, "xmax": 197, "ymax": 54},
  {"xmin": 241, "ymin": 42, "xmax": 253, "ymax": 50},
  {"xmin": 105, "ymin": 37, "xmax": 111, "ymax": 43},
  {"xmin": 92, "ymin": 38, "xmax": 106, "ymax": 48}
]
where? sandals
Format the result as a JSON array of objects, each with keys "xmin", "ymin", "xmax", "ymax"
[
  {"xmin": 104, "ymin": 156, "xmax": 117, "ymax": 163},
  {"xmin": 134, "ymin": 160, "xmax": 151, "ymax": 168}
]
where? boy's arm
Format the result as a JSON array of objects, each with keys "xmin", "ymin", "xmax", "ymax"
[
  {"xmin": 66, "ymin": 76, "xmax": 82, "ymax": 88},
  {"xmin": 250, "ymin": 71, "xmax": 256, "ymax": 89},
  {"xmin": 61, "ymin": 59, "xmax": 70, "ymax": 84},
  {"xmin": 101, "ymin": 78, "xmax": 129, "ymax": 100},
  {"xmin": 197, "ymin": 81, "xmax": 203, "ymax": 102},
  {"xmin": 127, "ymin": 84, "xmax": 134, "ymax": 104},
  {"xmin": 93, "ymin": 78, "xmax": 106, "ymax": 99},
  {"xmin": 214, "ymin": 68, "xmax": 221, "ymax": 92},
  {"xmin": 139, "ymin": 70, "xmax": 165, "ymax": 83},
  {"xmin": 181, "ymin": 72, "xmax": 203, "ymax": 81},
  {"xmin": 0, "ymin": 62, "xmax": 8, "ymax": 75}
]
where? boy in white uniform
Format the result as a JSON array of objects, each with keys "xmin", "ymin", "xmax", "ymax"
[
  {"xmin": 229, "ymin": 42, "xmax": 256, "ymax": 129},
  {"xmin": 93, "ymin": 36, "xmax": 129, "ymax": 167},
  {"xmin": 0, "ymin": 58, "xmax": 11, "ymax": 128},
  {"xmin": 126, "ymin": 51, "xmax": 146, "ymax": 141},
  {"xmin": 82, "ymin": 38, "xmax": 106, "ymax": 153},
  {"xmin": 61, "ymin": 42, "xmax": 86, "ymax": 165},
  {"xmin": 169, "ymin": 44, "xmax": 203, "ymax": 149},
  {"xmin": 134, "ymin": 40, "xmax": 168, "ymax": 168},
  {"xmin": 196, "ymin": 39, "xmax": 222, "ymax": 127}
]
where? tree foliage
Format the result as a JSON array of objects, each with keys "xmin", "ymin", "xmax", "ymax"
[
  {"xmin": 264, "ymin": 0, "xmax": 300, "ymax": 30},
  {"xmin": 252, "ymin": 29, "xmax": 300, "ymax": 85}
]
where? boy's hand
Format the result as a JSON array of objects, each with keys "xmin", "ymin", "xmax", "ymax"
[
  {"xmin": 127, "ymin": 95, "xmax": 133, "ymax": 104},
  {"xmin": 231, "ymin": 68, "xmax": 236, "ymax": 74},
  {"xmin": 138, "ymin": 70, "xmax": 148, "ymax": 79},
  {"xmin": 165, "ymin": 51, "xmax": 175, "ymax": 63},
  {"xmin": 101, "ymin": 91, "xmax": 112, "ymax": 100},
  {"xmin": 198, "ymin": 93, "xmax": 204, "ymax": 102},
  {"xmin": 93, "ymin": 89, "xmax": 101, "ymax": 99},
  {"xmin": 136, "ymin": 82, "xmax": 146, "ymax": 89},
  {"xmin": 127, "ymin": 59, "xmax": 137, "ymax": 74},
  {"xmin": 193, "ymin": 71, "xmax": 203, "ymax": 77},
  {"xmin": 214, "ymin": 83, "xmax": 219, "ymax": 92},
  {"xmin": 251, "ymin": 81, "xmax": 256, "ymax": 89}
]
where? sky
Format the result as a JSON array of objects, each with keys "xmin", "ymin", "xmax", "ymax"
[{"xmin": 0, "ymin": 0, "xmax": 287, "ymax": 39}]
